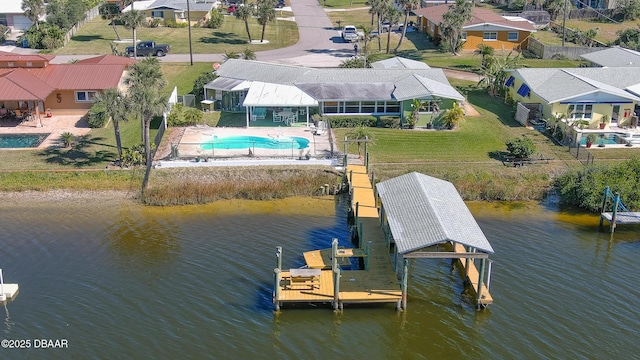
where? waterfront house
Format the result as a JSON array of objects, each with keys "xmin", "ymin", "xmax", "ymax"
[
  {"xmin": 413, "ymin": 5, "xmax": 536, "ymax": 51},
  {"xmin": 204, "ymin": 57, "xmax": 465, "ymax": 127},
  {"xmin": 0, "ymin": 53, "xmax": 136, "ymax": 119},
  {"xmin": 505, "ymin": 67, "xmax": 640, "ymax": 128}
]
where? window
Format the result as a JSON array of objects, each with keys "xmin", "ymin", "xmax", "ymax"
[
  {"xmin": 430, "ymin": 22, "xmax": 434, "ymax": 32},
  {"xmin": 361, "ymin": 101, "xmax": 376, "ymax": 113},
  {"xmin": 517, "ymin": 84, "xmax": 530, "ymax": 97},
  {"xmin": 508, "ymin": 32, "xmax": 518, "ymax": 41},
  {"xmin": 151, "ymin": 10, "xmax": 164, "ymax": 18},
  {"xmin": 7, "ymin": 62, "xmax": 13, "ymax": 67},
  {"xmin": 483, "ymin": 32, "xmax": 497, "ymax": 40},
  {"xmin": 385, "ymin": 102, "xmax": 400, "ymax": 113},
  {"xmin": 76, "ymin": 91, "xmax": 97, "ymax": 102},
  {"xmin": 0, "ymin": 14, "xmax": 7, "ymax": 26},
  {"xmin": 568, "ymin": 104, "xmax": 593, "ymax": 119},
  {"xmin": 26, "ymin": 62, "xmax": 32, "ymax": 67},
  {"xmin": 344, "ymin": 101, "xmax": 359, "ymax": 113},
  {"xmin": 461, "ymin": 32, "xmax": 467, "ymax": 40},
  {"xmin": 505, "ymin": 76, "xmax": 515, "ymax": 87},
  {"xmin": 323, "ymin": 101, "xmax": 338, "ymax": 114}
]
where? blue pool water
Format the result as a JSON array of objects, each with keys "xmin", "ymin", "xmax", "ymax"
[
  {"xmin": 201, "ymin": 135, "xmax": 310, "ymax": 150},
  {"xmin": 0, "ymin": 133, "xmax": 50, "ymax": 148},
  {"xmin": 580, "ymin": 132, "xmax": 630, "ymax": 146}
]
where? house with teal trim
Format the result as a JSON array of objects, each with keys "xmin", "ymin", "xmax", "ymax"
[
  {"xmin": 505, "ymin": 67, "xmax": 640, "ymax": 128},
  {"xmin": 203, "ymin": 58, "xmax": 465, "ymax": 127}
]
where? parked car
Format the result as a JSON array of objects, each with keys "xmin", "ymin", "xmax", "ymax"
[
  {"xmin": 381, "ymin": 21, "xmax": 404, "ymax": 33},
  {"xmin": 125, "ymin": 41, "xmax": 170, "ymax": 57},
  {"xmin": 227, "ymin": 5, "xmax": 237, "ymax": 13},
  {"xmin": 340, "ymin": 25, "xmax": 362, "ymax": 42}
]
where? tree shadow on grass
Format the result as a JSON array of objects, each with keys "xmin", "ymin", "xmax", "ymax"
[
  {"xmin": 39, "ymin": 135, "xmax": 116, "ymax": 167},
  {"xmin": 71, "ymin": 35, "xmax": 104, "ymax": 42},
  {"xmin": 199, "ymin": 32, "xmax": 247, "ymax": 45},
  {"xmin": 394, "ymin": 49, "xmax": 423, "ymax": 60},
  {"xmin": 488, "ymin": 150, "xmax": 509, "ymax": 161}
]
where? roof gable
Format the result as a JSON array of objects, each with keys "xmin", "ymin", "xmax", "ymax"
[
  {"xmin": 579, "ymin": 46, "xmax": 640, "ymax": 67},
  {"xmin": 0, "ymin": 69, "xmax": 55, "ymax": 101},
  {"xmin": 376, "ymin": 172, "xmax": 494, "ymax": 254},
  {"xmin": 414, "ymin": 5, "xmax": 535, "ymax": 31},
  {"xmin": 29, "ymin": 64, "xmax": 127, "ymax": 90}
]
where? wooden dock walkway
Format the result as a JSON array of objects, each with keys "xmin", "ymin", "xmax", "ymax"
[
  {"xmin": 599, "ymin": 187, "xmax": 640, "ymax": 233},
  {"xmin": 273, "ymin": 164, "xmax": 402, "ymax": 310}
]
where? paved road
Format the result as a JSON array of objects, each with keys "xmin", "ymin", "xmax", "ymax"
[{"xmin": 48, "ymin": 0, "xmax": 356, "ymax": 67}]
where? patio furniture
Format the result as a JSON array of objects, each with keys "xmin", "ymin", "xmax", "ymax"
[
  {"xmin": 0, "ymin": 108, "xmax": 8, "ymax": 118},
  {"xmin": 273, "ymin": 112, "xmax": 283, "ymax": 122},
  {"xmin": 254, "ymin": 107, "xmax": 267, "ymax": 120}
]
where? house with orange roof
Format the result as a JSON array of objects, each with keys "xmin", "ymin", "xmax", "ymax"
[
  {"xmin": 0, "ymin": 52, "xmax": 137, "ymax": 122},
  {"xmin": 413, "ymin": 5, "xmax": 536, "ymax": 51}
]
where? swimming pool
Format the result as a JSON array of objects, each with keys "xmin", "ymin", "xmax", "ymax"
[
  {"xmin": 579, "ymin": 132, "xmax": 640, "ymax": 146},
  {"xmin": 0, "ymin": 133, "xmax": 50, "ymax": 148},
  {"xmin": 201, "ymin": 135, "xmax": 310, "ymax": 150}
]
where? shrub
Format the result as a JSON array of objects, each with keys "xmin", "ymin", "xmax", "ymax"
[
  {"xmin": 167, "ymin": 103, "xmax": 186, "ymax": 127},
  {"xmin": 554, "ymin": 157, "xmax": 640, "ymax": 211},
  {"xmin": 184, "ymin": 108, "xmax": 204, "ymax": 125},
  {"xmin": 204, "ymin": 9, "xmax": 224, "ymax": 28},
  {"xmin": 379, "ymin": 116, "xmax": 400, "ymax": 128},
  {"xmin": 505, "ymin": 136, "xmax": 536, "ymax": 158},
  {"xmin": 165, "ymin": 19, "xmax": 188, "ymax": 28},
  {"xmin": 121, "ymin": 144, "xmax": 146, "ymax": 167},
  {"xmin": 87, "ymin": 102, "xmax": 109, "ymax": 128},
  {"xmin": 326, "ymin": 115, "xmax": 377, "ymax": 128},
  {"xmin": 148, "ymin": 18, "xmax": 163, "ymax": 28},
  {"xmin": 59, "ymin": 132, "xmax": 74, "ymax": 148}
]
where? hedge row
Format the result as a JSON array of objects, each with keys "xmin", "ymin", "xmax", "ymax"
[{"xmin": 311, "ymin": 114, "xmax": 401, "ymax": 128}]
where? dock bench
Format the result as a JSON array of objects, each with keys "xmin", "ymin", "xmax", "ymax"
[{"xmin": 287, "ymin": 268, "xmax": 321, "ymax": 289}]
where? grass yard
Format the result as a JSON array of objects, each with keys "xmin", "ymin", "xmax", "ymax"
[
  {"xmin": 321, "ymin": 0, "xmax": 369, "ymax": 9},
  {"xmin": 55, "ymin": 17, "xmax": 298, "ymax": 55},
  {"xmin": 565, "ymin": 18, "xmax": 640, "ymax": 44},
  {"xmin": 160, "ymin": 62, "xmax": 213, "ymax": 95}
]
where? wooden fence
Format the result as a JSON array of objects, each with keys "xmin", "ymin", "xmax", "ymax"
[{"xmin": 63, "ymin": 6, "xmax": 100, "ymax": 46}]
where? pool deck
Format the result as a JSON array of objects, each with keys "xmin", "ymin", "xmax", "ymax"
[
  {"xmin": 0, "ymin": 114, "xmax": 89, "ymax": 149},
  {"xmin": 172, "ymin": 125, "xmax": 335, "ymax": 160}
]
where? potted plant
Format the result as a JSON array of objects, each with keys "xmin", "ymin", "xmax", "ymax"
[
  {"xmin": 404, "ymin": 115, "xmax": 416, "ymax": 129},
  {"xmin": 585, "ymin": 133, "xmax": 597, "ymax": 148},
  {"xmin": 599, "ymin": 115, "xmax": 610, "ymax": 129}
]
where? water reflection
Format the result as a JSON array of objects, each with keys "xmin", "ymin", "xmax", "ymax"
[{"xmin": 105, "ymin": 208, "xmax": 180, "ymax": 281}]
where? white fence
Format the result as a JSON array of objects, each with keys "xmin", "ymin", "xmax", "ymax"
[{"xmin": 63, "ymin": 6, "xmax": 100, "ymax": 46}]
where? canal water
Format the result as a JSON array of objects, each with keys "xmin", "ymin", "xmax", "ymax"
[{"xmin": 0, "ymin": 195, "xmax": 638, "ymax": 359}]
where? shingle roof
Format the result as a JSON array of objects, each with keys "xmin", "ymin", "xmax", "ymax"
[
  {"xmin": 414, "ymin": 4, "xmax": 535, "ymax": 31},
  {"xmin": 511, "ymin": 67, "xmax": 640, "ymax": 103},
  {"xmin": 376, "ymin": 172, "xmax": 494, "ymax": 254},
  {"xmin": 370, "ymin": 57, "xmax": 431, "ymax": 69},
  {"xmin": 579, "ymin": 47, "xmax": 640, "ymax": 67},
  {"xmin": 147, "ymin": 0, "xmax": 215, "ymax": 11},
  {"xmin": 210, "ymin": 59, "xmax": 463, "ymax": 101}
]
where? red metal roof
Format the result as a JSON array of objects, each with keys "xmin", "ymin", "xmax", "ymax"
[
  {"xmin": 414, "ymin": 5, "xmax": 535, "ymax": 31},
  {"xmin": 76, "ymin": 54, "xmax": 138, "ymax": 66},
  {"xmin": 29, "ymin": 64, "xmax": 127, "ymax": 90},
  {"xmin": 0, "ymin": 51, "xmax": 56, "ymax": 63},
  {"xmin": 0, "ymin": 69, "xmax": 54, "ymax": 101}
]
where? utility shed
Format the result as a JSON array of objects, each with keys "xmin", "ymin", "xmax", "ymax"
[{"xmin": 375, "ymin": 172, "xmax": 495, "ymax": 308}]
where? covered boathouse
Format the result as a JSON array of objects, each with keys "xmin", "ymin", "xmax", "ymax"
[{"xmin": 376, "ymin": 172, "xmax": 495, "ymax": 309}]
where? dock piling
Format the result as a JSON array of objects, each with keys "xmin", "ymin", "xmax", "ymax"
[
  {"xmin": 364, "ymin": 241, "xmax": 371, "ymax": 270},
  {"xmin": 611, "ymin": 193, "xmax": 620, "ymax": 233},
  {"xmin": 476, "ymin": 258, "xmax": 486, "ymax": 309},
  {"xmin": 333, "ymin": 267, "xmax": 341, "ymax": 311},
  {"xmin": 401, "ymin": 259, "xmax": 409, "ymax": 310},
  {"xmin": 0, "ymin": 269, "xmax": 5, "ymax": 303}
]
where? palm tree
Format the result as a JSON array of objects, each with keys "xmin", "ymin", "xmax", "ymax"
[
  {"xmin": 369, "ymin": 0, "xmax": 390, "ymax": 51},
  {"xmin": 124, "ymin": 58, "xmax": 168, "ymax": 193},
  {"xmin": 22, "ymin": 0, "xmax": 45, "ymax": 31},
  {"xmin": 242, "ymin": 47, "xmax": 257, "ymax": 60},
  {"xmin": 93, "ymin": 88, "xmax": 129, "ymax": 160},
  {"xmin": 358, "ymin": 24, "xmax": 376, "ymax": 65},
  {"xmin": 440, "ymin": 0, "xmax": 472, "ymax": 55},
  {"xmin": 346, "ymin": 126, "xmax": 374, "ymax": 157},
  {"xmin": 441, "ymin": 101, "xmax": 465, "ymax": 129},
  {"xmin": 99, "ymin": 2, "xmax": 122, "ymax": 41},
  {"xmin": 475, "ymin": 43, "xmax": 494, "ymax": 70},
  {"xmin": 394, "ymin": 0, "xmax": 419, "ymax": 52},
  {"xmin": 478, "ymin": 51, "xmax": 521, "ymax": 97},
  {"xmin": 381, "ymin": 5, "xmax": 402, "ymax": 54},
  {"xmin": 122, "ymin": 9, "xmax": 146, "ymax": 58},
  {"xmin": 223, "ymin": 51, "xmax": 240, "ymax": 61},
  {"xmin": 235, "ymin": 2, "xmax": 256, "ymax": 42},
  {"xmin": 257, "ymin": 0, "xmax": 277, "ymax": 43}
]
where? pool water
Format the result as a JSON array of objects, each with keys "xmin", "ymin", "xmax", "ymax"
[
  {"xmin": 579, "ymin": 132, "xmax": 629, "ymax": 146},
  {"xmin": 201, "ymin": 135, "xmax": 310, "ymax": 150},
  {"xmin": 0, "ymin": 133, "xmax": 50, "ymax": 148}
]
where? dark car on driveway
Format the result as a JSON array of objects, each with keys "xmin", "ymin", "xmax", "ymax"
[{"xmin": 125, "ymin": 41, "xmax": 170, "ymax": 57}]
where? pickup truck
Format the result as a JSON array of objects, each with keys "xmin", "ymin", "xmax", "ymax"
[
  {"xmin": 340, "ymin": 25, "xmax": 362, "ymax": 42},
  {"xmin": 125, "ymin": 41, "xmax": 170, "ymax": 57}
]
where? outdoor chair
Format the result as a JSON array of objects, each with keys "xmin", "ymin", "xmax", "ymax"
[
  {"xmin": 14, "ymin": 110, "xmax": 25, "ymax": 121},
  {"xmin": 0, "ymin": 108, "xmax": 8, "ymax": 118}
]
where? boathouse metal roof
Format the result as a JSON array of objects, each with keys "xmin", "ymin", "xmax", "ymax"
[{"xmin": 376, "ymin": 172, "xmax": 494, "ymax": 254}]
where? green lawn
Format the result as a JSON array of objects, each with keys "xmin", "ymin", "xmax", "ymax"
[
  {"xmin": 322, "ymin": 0, "xmax": 369, "ymax": 9},
  {"xmin": 55, "ymin": 17, "xmax": 299, "ymax": 55}
]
